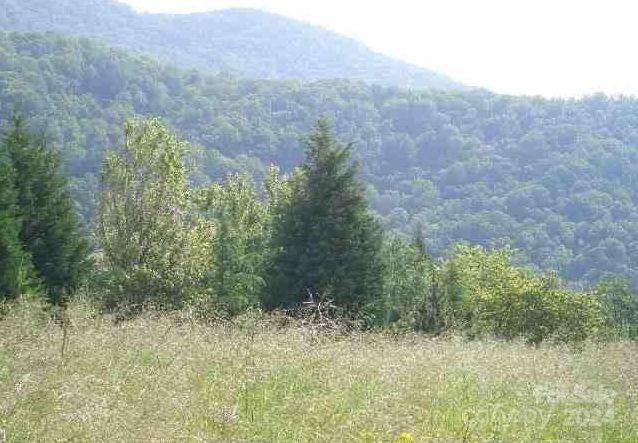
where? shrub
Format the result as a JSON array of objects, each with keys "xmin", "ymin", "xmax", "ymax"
[
  {"xmin": 447, "ymin": 245, "xmax": 602, "ymax": 343},
  {"xmin": 595, "ymin": 277, "xmax": 638, "ymax": 339}
]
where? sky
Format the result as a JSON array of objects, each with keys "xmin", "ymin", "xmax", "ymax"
[{"xmin": 117, "ymin": 0, "xmax": 638, "ymax": 98}]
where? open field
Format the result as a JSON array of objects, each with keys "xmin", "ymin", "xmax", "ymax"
[{"xmin": 1, "ymin": 299, "xmax": 637, "ymax": 442}]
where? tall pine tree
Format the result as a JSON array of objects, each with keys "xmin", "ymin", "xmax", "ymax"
[
  {"xmin": 264, "ymin": 119, "xmax": 384, "ymax": 313},
  {"xmin": 3, "ymin": 114, "xmax": 88, "ymax": 305}
]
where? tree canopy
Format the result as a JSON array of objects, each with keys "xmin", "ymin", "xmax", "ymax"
[
  {"xmin": 0, "ymin": 32, "xmax": 637, "ymax": 288},
  {"xmin": 0, "ymin": 0, "xmax": 460, "ymax": 89}
]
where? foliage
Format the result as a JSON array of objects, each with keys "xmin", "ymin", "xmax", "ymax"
[
  {"xmin": 0, "ymin": 32, "xmax": 636, "ymax": 288},
  {"xmin": 446, "ymin": 245, "xmax": 602, "ymax": 343},
  {"xmin": 376, "ymin": 235, "xmax": 426, "ymax": 328},
  {"xmin": 595, "ymin": 277, "xmax": 638, "ymax": 339},
  {"xmin": 372, "ymin": 231, "xmax": 451, "ymax": 333},
  {"xmin": 373, "ymin": 237, "xmax": 603, "ymax": 343},
  {"xmin": 0, "ymin": 0, "xmax": 460, "ymax": 89},
  {"xmin": 95, "ymin": 118, "xmax": 211, "ymax": 312},
  {"xmin": 0, "ymin": 32, "xmax": 627, "ymax": 341},
  {"xmin": 0, "ymin": 109, "xmax": 603, "ymax": 343},
  {"xmin": 2, "ymin": 114, "xmax": 88, "ymax": 305},
  {"xmin": 0, "ymin": 140, "xmax": 34, "ymax": 299},
  {"xmin": 265, "ymin": 120, "xmax": 384, "ymax": 313},
  {"xmin": 196, "ymin": 173, "xmax": 268, "ymax": 315}
]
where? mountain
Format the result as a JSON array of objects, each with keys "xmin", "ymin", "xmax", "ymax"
[
  {"xmin": 1, "ymin": 31, "xmax": 637, "ymax": 288},
  {"xmin": 0, "ymin": 0, "xmax": 462, "ymax": 90}
]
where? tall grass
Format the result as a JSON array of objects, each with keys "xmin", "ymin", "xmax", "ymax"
[{"xmin": 1, "ymin": 297, "xmax": 636, "ymax": 442}]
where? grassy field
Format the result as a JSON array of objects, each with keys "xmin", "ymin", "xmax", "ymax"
[{"xmin": 1, "ymin": 299, "xmax": 637, "ymax": 442}]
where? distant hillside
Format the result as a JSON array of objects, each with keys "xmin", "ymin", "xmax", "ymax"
[
  {"xmin": 0, "ymin": 0, "xmax": 462, "ymax": 90},
  {"xmin": 1, "ymin": 31, "xmax": 638, "ymax": 288}
]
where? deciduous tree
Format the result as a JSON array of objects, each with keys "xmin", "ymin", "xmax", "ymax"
[{"xmin": 96, "ymin": 118, "xmax": 210, "ymax": 311}]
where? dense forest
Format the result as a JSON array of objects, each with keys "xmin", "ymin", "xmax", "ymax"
[
  {"xmin": 1, "ymin": 32, "xmax": 637, "ymax": 288},
  {"xmin": 2, "ymin": 114, "xmax": 629, "ymax": 343},
  {"xmin": 0, "ymin": 0, "xmax": 461, "ymax": 89},
  {"xmin": 2, "ymin": 3, "xmax": 638, "ymax": 441}
]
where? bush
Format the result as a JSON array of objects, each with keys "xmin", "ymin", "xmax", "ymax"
[
  {"xmin": 446, "ymin": 245, "xmax": 602, "ymax": 343},
  {"xmin": 595, "ymin": 277, "xmax": 638, "ymax": 339}
]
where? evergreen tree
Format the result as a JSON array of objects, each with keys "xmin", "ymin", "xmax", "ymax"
[
  {"xmin": 264, "ymin": 119, "xmax": 384, "ymax": 313},
  {"xmin": 0, "ymin": 148, "xmax": 34, "ymax": 299},
  {"xmin": 3, "ymin": 114, "xmax": 88, "ymax": 305}
]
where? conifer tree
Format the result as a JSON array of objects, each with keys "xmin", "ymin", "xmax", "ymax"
[
  {"xmin": 0, "ymin": 149, "xmax": 34, "ymax": 299},
  {"xmin": 3, "ymin": 114, "xmax": 88, "ymax": 305},
  {"xmin": 264, "ymin": 119, "xmax": 384, "ymax": 313}
]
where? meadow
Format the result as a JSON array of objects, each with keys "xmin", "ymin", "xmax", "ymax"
[{"xmin": 0, "ymin": 298, "xmax": 636, "ymax": 442}]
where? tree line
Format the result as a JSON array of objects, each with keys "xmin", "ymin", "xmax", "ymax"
[
  {"xmin": 1, "ymin": 115, "xmax": 636, "ymax": 343},
  {"xmin": 1, "ymin": 32, "xmax": 637, "ymax": 289}
]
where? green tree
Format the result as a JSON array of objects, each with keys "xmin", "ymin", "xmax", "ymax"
[
  {"xmin": 5, "ymin": 31, "xmax": 638, "ymax": 290},
  {"xmin": 264, "ymin": 119, "xmax": 384, "ymax": 314},
  {"xmin": 197, "ymin": 173, "xmax": 267, "ymax": 315},
  {"xmin": 0, "ymin": 148, "xmax": 34, "ymax": 299},
  {"xmin": 376, "ymin": 228, "xmax": 456, "ymax": 333},
  {"xmin": 3, "ymin": 114, "xmax": 87, "ymax": 305},
  {"xmin": 96, "ymin": 118, "xmax": 211, "ymax": 312},
  {"xmin": 374, "ymin": 233, "xmax": 429, "ymax": 329},
  {"xmin": 595, "ymin": 277, "xmax": 638, "ymax": 339}
]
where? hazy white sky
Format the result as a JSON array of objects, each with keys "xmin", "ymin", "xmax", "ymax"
[{"xmin": 118, "ymin": 0, "xmax": 638, "ymax": 97}]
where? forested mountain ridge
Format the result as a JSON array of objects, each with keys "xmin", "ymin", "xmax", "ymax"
[
  {"xmin": 1, "ymin": 31, "xmax": 638, "ymax": 288},
  {"xmin": 0, "ymin": 0, "xmax": 462, "ymax": 90}
]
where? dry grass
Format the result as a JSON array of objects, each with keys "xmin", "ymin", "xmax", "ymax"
[{"xmin": 1, "ymin": 297, "xmax": 637, "ymax": 442}]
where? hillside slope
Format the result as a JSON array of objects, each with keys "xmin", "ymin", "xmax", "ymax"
[
  {"xmin": 1, "ymin": 32, "xmax": 637, "ymax": 287},
  {"xmin": 0, "ymin": 0, "xmax": 461, "ymax": 90}
]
